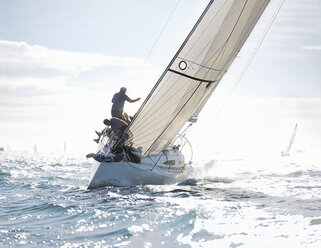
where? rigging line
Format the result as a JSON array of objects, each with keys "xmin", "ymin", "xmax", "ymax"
[
  {"xmin": 202, "ymin": 0, "xmax": 286, "ymax": 140},
  {"xmin": 174, "ymin": 133, "xmax": 194, "ymax": 162},
  {"xmin": 171, "ymin": 123, "xmax": 192, "ymax": 144},
  {"xmin": 149, "ymin": 152, "xmax": 164, "ymax": 170},
  {"xmin": 134, "ymin": 0, "xmax": 182, "ymax": 80},
  {"xmin": 229, "ymin": 0, "xmax": 285, "ymax": 94}
]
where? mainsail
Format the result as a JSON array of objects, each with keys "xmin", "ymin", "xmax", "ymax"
[{"xmin": 125, "ymin": 0, "xmax": 270, "ymax": 156}]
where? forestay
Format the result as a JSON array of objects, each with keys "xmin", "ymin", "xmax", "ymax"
[{"xmin": 125, "ymin": 0, "xmax": 270, "ymax": 156}]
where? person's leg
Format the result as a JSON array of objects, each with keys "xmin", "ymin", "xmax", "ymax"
[{"xmin": 86, "ymin": 153, "xmax": 96, "ymax": 158}]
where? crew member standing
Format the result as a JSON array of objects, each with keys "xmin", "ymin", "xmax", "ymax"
[{"xmin": 111, "ymin": 87, "xmax": 140, "ymax": 119}]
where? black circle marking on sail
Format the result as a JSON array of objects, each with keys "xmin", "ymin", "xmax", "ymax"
[{"xmin": 179, "ymin": 60, "xmax": 187, "ymax": 70}]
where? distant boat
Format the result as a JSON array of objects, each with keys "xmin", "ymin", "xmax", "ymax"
[
  {"xmin": 281, "ymin": 123, "xmax": 297, "ymax": 157},
  {"xmin": 0, "ymin": 147, "xmax": 4, "ymax": 152},
  {"xmin": 33, "ymin": 144, "xmax": 38, "ymax": 153},
  {"xmin": 87, "ymin": 0, "xmax": 271, "ymax": 188}
]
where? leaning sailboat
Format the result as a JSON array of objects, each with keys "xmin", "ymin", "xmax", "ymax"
[
  {"xmin": 281, "ymin": 123, "xmax": 298, "ymax": 157},
  {"xmin": 88, "ymin": 0, "xmax": 270, "ymax": 188}
]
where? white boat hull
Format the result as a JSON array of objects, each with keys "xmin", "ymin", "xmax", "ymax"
[{"xmin": 88, "ymin": 149, "xmax": 188, "ymax": 188}]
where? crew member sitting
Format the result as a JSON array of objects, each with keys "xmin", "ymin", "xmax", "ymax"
[{"xmin": 104, "ymin": 117, "xmax": 128, "ymax": 145}]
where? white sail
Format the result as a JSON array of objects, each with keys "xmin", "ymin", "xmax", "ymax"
[
  {"xmin": 125, "ymin": 0, "xmax": 270, "ymax": 156},
  {"xmin": 282, "ymin": 123, "xmax": 297, "ymax": 156}
]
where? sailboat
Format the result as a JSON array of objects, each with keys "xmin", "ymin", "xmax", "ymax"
[
  {"xmin": 281, "ymin": 123, "xmax": 297, "ymax": 157},
  {"xmin": 33, "ymin": 144, "xmax": 38, "ymax": 154},
  {"xmin": 87, "ymin": 0, "xmax": 270, "ymax": 188}
]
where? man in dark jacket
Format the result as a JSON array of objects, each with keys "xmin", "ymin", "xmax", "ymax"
[{"xmin": 111, "ymin": 87, "xmax": 140, "ymax": 118}]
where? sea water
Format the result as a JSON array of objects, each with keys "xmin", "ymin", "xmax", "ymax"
[{"xmin": 0, "ymin": 150, "xmax": 321, "ymax": 247}]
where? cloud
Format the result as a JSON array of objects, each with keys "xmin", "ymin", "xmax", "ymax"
[
  {"xmin": 0, "ymin": 40, "xmax": 145, "ymax": 80},
  {"xmin": 0, "ymin": 82, "xmax": 65, "ymax": 98},
  {"xmin": 303, "ymin": 45, "xmax": 321, "ymax": 51},
  {"xmin": 285, "ymin": 0, "xmax": 321, "ymax": 10},
  {"xmin": 255, "ymin": 0, "xmax": 321, "ymax": 53},
  {"xmin": 0, "ymin": 40, "xmax": 152, "ymax": 102}
]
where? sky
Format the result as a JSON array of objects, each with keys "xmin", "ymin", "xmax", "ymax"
[{"xmin": 0, "ymin": 0, "xmax": 320, "ymax": 159}]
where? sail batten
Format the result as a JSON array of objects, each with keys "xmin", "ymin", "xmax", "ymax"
[
  {"xmin": 123, "ymin": 0, "xmax": 270, "ymax": 156},
  {"xmin": 168, "ymin": 69, "xmax": 217, "ymax": 83}
]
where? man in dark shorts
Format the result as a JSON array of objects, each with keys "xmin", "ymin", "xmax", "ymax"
[{"xmin": 111, "ymin": 87, "xmax": 141, "ymax": 118}]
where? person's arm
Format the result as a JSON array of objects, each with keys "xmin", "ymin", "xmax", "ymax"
[
  {"xmin": 129, "ymin": 97, "xmax": 141, "ymax": 103},
  {"xmin": 124, "ymin": 94, "xmax": 140, "ymax": 103}
]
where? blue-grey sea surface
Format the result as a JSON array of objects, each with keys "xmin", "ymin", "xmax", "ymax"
[{"xmin": 1, "ymin": 150, "xmax": 321, "ymax": 247}]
